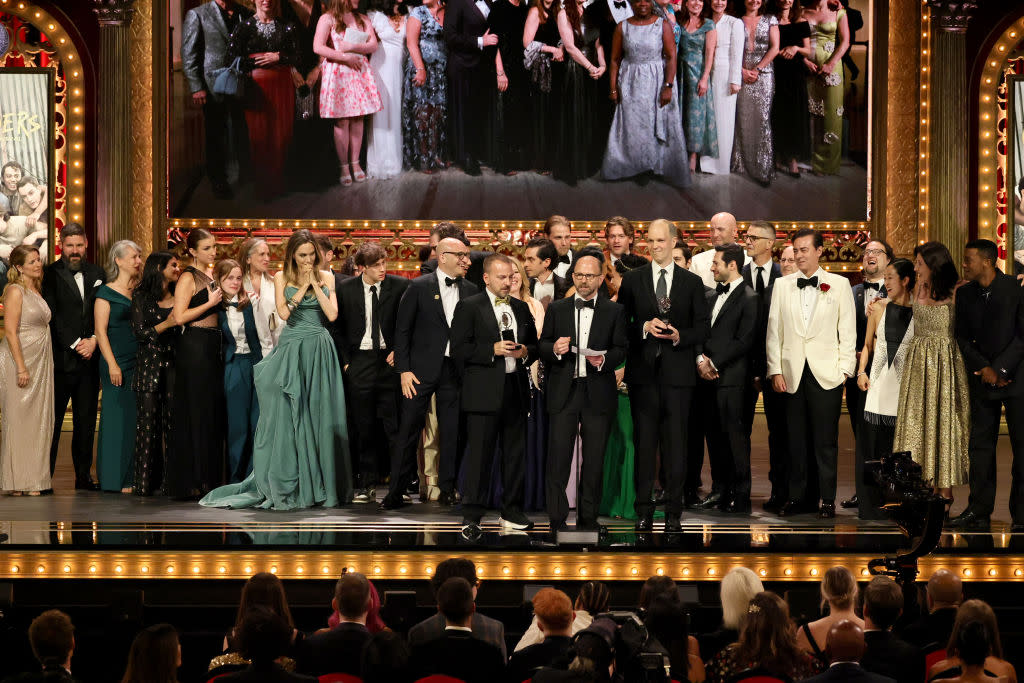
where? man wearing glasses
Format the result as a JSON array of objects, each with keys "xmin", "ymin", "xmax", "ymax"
[
  {"xmin": 689, "ymin": 212, "xmax": 751, "ymax": 289},
  {"xmin": 383, "ymin": 237, "xmax": 478, "ymax": 510}
]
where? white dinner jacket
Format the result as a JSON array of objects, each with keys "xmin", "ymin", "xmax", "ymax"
[{"xmin": 765, "ymin": 269, "xmax": 856, "ymax": 392}]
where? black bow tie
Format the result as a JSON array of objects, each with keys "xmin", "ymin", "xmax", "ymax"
[
  {"xmin": 716, "ymin": 283, "xmax": 730, "ymax": 295},
  {"xmin": 864, "ymin": 282, "xmax": 881, "ymax": 291},
  {"xmin": 797, "ymin": 276, "xmax": 818, "ymax": 290},
  {"xmin": 558, "ymin": 254, "xmax": 571, "ymax": 265},
  {"xmin": 613, "ymin": 1, "xmax": 627, "ymax": 8},
  {"xmin": 575, "ymin": 298, "xmax": 595, "ymax": 310},
  {"xmin": 445, "ymin": 277, "xmax": 462, "ymax": 287},
  {"xmin": 225, "ymin": 301, "xmax": 239, "ymax": 308}
]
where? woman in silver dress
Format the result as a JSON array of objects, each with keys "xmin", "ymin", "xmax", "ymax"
[
  {"xmin": 731, "ymin": 0, "xmax": 779, "ymax": 186},
  {"xmin": 601, "ymin": 0, "xmax": 690, "ymax": 187}
]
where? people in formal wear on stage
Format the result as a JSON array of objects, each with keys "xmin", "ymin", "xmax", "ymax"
[
  {"xmin": 695, "ymin": 245, "xmax": 759, "ymax": 512},
  {"xmin": 420, "ymin": 223, "xmax": 491, "ymax": 289},
  {"xmin": 673, "ymin": 240, "xmax": 692, "ymax": 269},
  {"xmin": 771, "ymin": 0, "xmax": 811, "ymax": 178},
  {"xmin": 689, "ymin": 212, "xmax": 751, "ymax": 288},
  {"xmin": 524, "ymin": 237, "xmax": 571, "ymax": 310},
  {"xmin": 951, "ymin": 240, "xmax": 1024, "ymax": 530},
  {"xmin": 215, "ymin": 260, "xmax": 264, "ymax": 484},
  {"xmin": 169, "ymin": 229, "xmax": 226, "ymax": 499},
  {"xmin": 451, "ymin": 254, "xmax": 539, "ymax": 534},
  {"xmin": 604, "ymin": 217, "xmax": 635, "ymax": 266},
  {"xmin": 202, "ymin": 230, "xmax": 351, "ymax": 510},
  {"xmin": 181, "ymin": 0, "xmax": 252, "ymax": 199},
  {"xmin": 780, "ymin": 244, "xmax": 797, "ymax": 275},
  {"xmin": 383, "ymin": 237, "xmax": 478, "ymax": 509},
  {"xmin": 523, "ymin": 0, "xmax": 565, "ymax": 174},
  {"xmin": 700, "ymin": 0, "xmax": 743, "ymax": 175},
  {"xmin": 766, "ymin": 228, "xmax": 856, "ymax": 519},
  {"xmin": 228, "ymin": 0, "xmax": 304, "ymax": 197},
  {"xmin": 854, "ymin": 258, "xmax": 914, "ymax": 520},
  {"xmin": 618, "ymin": 219, "xmax": 709, "ymax": 531},
  {"xmin": 540, "ymin": 251, "xmax": 628, "ymax": 530},
  {"xmin": 679, "ymin": 0, "xmax": 717, "ymax": 173},
  {"xmin": 554, "ymin": 0, "xmax": 605, "ymax": 185},
  {"xmin": 892, "ymin": 241, "xmax": 969, "ymax": 511},
  {"xmin": 0, "ymin": 246, "xmax": 53, "ymax": 495},
  {"xmin": 545, "ymin": 215, "xmax": 576, "ymax": 279},
  {"xmin": 94, "ymin": 240, "xmax": 143, "ymax": 493},
  {"xmin": 403, "ymin": 0, "xmax": 448, "ymax": 173},
  {"xmin": 803, "ymin": 0, "xmax": 849, "ymax": 176},
  {"xmin": 130, "ymin": 251, "xmax": 181, "ymax": 497},
  {"xmin": 732, "ymin": 0, "xmax": 779, "ymax": 187},
  {"xmin": 337, "ymin": 242, "xmax": 410, "ymax": 502},
  {"xmin": 367, "ymin": 0, "xmax": 408, "ymax": 180},
  {"xmin": 239, "ymin": 237, "xmax": 282, "ymax": 352},
  {"xmin": 42, "ymin": 224, "xmax": 104, "ymax": 491},
  {"xmin": 488, "ymin": 0, "xmax": 530, "ymax": 173}
]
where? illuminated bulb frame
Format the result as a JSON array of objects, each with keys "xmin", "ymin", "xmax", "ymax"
[{"xmin": 919, "ymin": 4, "xmax": 931, "ymax": 239}]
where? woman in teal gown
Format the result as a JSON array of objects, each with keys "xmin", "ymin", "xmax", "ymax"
[
  {"xmin": 95, "ymin": 240, "xmax": 142, "ymax": 492},
  {"xmin": 200, "ymin": 230, "xmax": 352, "ymax": 510}
]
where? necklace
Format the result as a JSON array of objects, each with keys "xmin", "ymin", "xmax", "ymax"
[{"xmin": 255, "ymin": 17, "xmax": 276, "ymax": 39}]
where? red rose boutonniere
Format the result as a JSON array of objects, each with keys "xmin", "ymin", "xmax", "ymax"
[{"xmin": 820, "ymin": 283, "xmax": 831, "ymax": 293}]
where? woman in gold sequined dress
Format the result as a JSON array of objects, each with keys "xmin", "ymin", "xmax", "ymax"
[{"xmin": 892, "ymin": 241, "xmax": 970, "ymax": 504}]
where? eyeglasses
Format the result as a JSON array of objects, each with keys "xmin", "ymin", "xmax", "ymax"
[
  {"xmin": 744, "ymin": 235, "xmax": 772, "ymax": 243},
  {"xmin": 864, "ymin": 248, "xmax": 887, "ymax": 256},
  {"xmin": 573, "ymin": 273, "xmax": 602, "ymax": 281},
  {"xmin": 441, "ymin": 251, "xmax": 471, "ymax": 261}
]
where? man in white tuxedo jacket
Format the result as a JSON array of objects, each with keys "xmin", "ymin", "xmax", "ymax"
[{"xmin": 766, "ymin": 229, "xmax": 856, "ymax": 518}]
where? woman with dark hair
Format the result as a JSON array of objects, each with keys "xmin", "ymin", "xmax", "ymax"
[
  {"xmin": 131, "ymin": 251, "xmax": 180, "ymax": 496},
  {"xmin": 678, "ymin": 0, "xmax": 717, "ymax": 172},
  {"xmin": 893, "ymin": 241, "xmax": 970, "ymax": 505},
  {"xmin": 706, "ymin": 592, "xmax": 822, "ymax": 683},
  {"xmin": 120, "ymin": 623, "xmax": 181, "ymax": 683},
  {"xmin": 646, "ymin": 594, "xmax": 706, "ymax": 683},
  {"xmin": 731, "ymin": 0, "xmax": 779, "ymax": 186},
  {"xmin": 367, "ymin": 0, "xmax": 408, "ymax": 179},
  {"xmin": 201, "ymin": 229, "xmax": 351, "ymax": 509},
  {"xmin": 770, "ymin": 0, "xmax": 810, "ymax": 177},
  {"xmin": 523, "ymin": 0, "xmax": 565, "ymax": 174},
  {"xmin": 853, "ymin": 258, "xmax": 915, "ymax": 519},
  {"xmin": 929, "ymin": 600, "xmax": 1017, "ymax": 683},
  {"xmin": 169, "ymin": 229, "xmax": 225, "ymax": 499},
  {"xmin": 209, "ymin": 573, "xmax": 302, "ymax": 676},
  {"xmin": 555, "ymin": 0, "xmax": 605, "ymax": 184},
  {"xmin": 488, "ymin": 0, "xmax": 530, "ymax": 174},
  {"xmin": 402, "ymin": 0, "xmax": 447, "ymax": 172}
]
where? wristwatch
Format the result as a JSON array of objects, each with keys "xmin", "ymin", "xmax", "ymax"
[{"xmin": 663, "ymin": 82, "xmax": 673, "ymax": 88}]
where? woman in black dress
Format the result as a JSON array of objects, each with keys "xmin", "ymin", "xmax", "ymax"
[
  {"xmin": 554, "ymin": 0, "xmax": 605, "ymax": 184},
  {"xmin": 168, "ymin": 229, "xmax": 226, "ymax": 499},
  {"xmin": 488, "ymin": 0, "xmax": 530, "ymax": 173},
  {"xmin": 131, "ymin": 251, "xmax": 181, "ymax": 496},
  {"xmin": 770, "ymin": 0, "xmax": 811, "ymax": 177},
  {"xmin": 523, "ymin": 0, "xmax": 565, "ymax": 173}
]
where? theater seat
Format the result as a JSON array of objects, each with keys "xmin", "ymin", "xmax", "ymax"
[
  {"xmin": 319, "ymin": 674, "xmax": 363, "ymax": 683},
  {"xmin": 726, "ymin": 668, "xmax": 794, "ymax": 683},
  {"xmin": 414, "ymin": 676, "xmax": 467, "ymax": 683},
  {"xmin": 922, "ymin": 643, "xmax": 948, "ymax": 680}
]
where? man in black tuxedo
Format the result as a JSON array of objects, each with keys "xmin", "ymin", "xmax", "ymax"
[
  {"xmin": 41, "ymin": 224, "xmax": 104, "ymax": 490},
  {"xmin": 443, "ymin": 0, "xmax": 499, "ymax": 175},
  {"xmin": 451, "ymin": 254, "xmax": 538, "ymax": 534},
  {"xmin": 337, "ymin": 243, "xmax": 410, "ymax": 503},
  {"xmin": 860, "ymin": 577, "xmax": 924, "ymax": 683},
  {"xmin": 740, "ymin": 221, "xmax": 787, "ymax": 510},
  {"xmin": 617, "ymin": 219, "xmax": 709, "ymax": 531},
  {"xmin": 952, "ymin": 239, "xmax": 1024, "ymax": 530},
  {"xmin": 3, "ymin": 610, "xmax": 78, "ymax": 683},
  {"xmin": 523, "ymin": 237, "xmax": 570, "ymax": 310},
  {"xmin": 384, "ymin": 237, "xmax": 478, "ymax": 510},
  {"xmin": 802, "ymin": 621, "xmax": 896, "ymax": 683},
  {"xmin": 695, "ymin": 245, "xmax": 759, "ymax": 512},
  {"xmin": 539, "ymin": 251, "xmax": 627, "ymax": 530},
  {"xmin": 296, "ymin": 572, "xmax": 372, "ymax": 677},
  {"xmin": 420, "ymin": 222, "xmax": 489, "ymax": 289},
  {"xmin": 898, "ymin": 568, "xmax": 961, "ymax": 651},
  {"xmin": 546, "ymin": 215, "xmax": 575, "ymax": 279}
]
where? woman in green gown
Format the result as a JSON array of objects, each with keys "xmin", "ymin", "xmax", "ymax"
[
  {"xmin": 803, "ymin": 0, "xmax": 849, "ymax": 175},
  {"xmin": 95, "ymin": 240, "xmax": 142, "ymax": 492},
  {"xmin": 200, "ymin": 230, "xmax": 352, "ymax": 510}
]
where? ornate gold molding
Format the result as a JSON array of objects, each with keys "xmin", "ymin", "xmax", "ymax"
[{"xmin": 128, "ymin": 0, "xmax": 154, "ymax": 253}]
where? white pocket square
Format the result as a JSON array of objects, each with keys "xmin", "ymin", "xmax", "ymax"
[{"xmin": 93, "ymin": 279, "xmax": 103, "ymax": 288}]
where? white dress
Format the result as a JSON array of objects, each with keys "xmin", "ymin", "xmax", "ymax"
[
  {"xmin": 367, "ymin": 11, "xmax": 407, "ymax": 179},
  {"xmin": 699, "ymin": 14, "xmax": 744, "ymax": 175}
]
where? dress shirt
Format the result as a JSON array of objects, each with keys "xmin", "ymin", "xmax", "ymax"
[
  {"xmin": 751, "ymin": 259, "xmax": 772, "ymax": 291},
  {"xmin": 69, "ymin": 270, "xmax": 88, "ymax": 350},
  {"xmin": 710, "ymin": 278, "xmax": 739, "ymax": 326},
  {"xmin": 225, "ymin": 298, "xmax": 251, "ymax": 355},
  {"xmin": 642, "ymin": 260, "xmax": 676, "ymax": 342},
  {"xmin": 437, "ymin": 269, "xmax": 461, "ymax": 357},
  {"xmin": 553, "ymin": 251, "xmax": 573, "ymax": 279},
  {"xmin": 691, "ymin": 247, "xmax": 751, "ymax": 288},
  {"xmin": 862, "ymin": 277, "xmax": 884, "ymax": 314},
  {"xmin": 487, "ymin": 288, "xmax": 518, "ymax": 373},
  {"xmin": 446, "ymin": 625, "xmax": 473, "ymax": 632},
  {"xmin": 359, "ymin": 278, "xmax": 386, "ymax": 350},
  {"xmin": 534, "ymin": 271, "xmax": 556, "ymax": 308},
  {"xmin": 799, "ymin": 267, "xmax": 827, "ymax": 326},
  {"xmin": 573, "ymin": 294, "xmax": 598, "ymax": 377}
]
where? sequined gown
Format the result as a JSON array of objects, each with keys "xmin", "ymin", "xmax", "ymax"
[
  {"xmin": 0, "ymin": 284, "xmax": 53, "ymax": 492},
  {"xmin": 893, "ymin": 301, "xmax": 970, "ymax": 489},
  {"xmin": 402, "ymin": 5, "xmax": 448, "ymax": 171},
  {"xmin": 731, "ymin": 14, "xmax": 777, "ymax": 185},
  {"xmin": 679, "ymin": 19, "xmax": 717, "ymax": 156},
  {"xmin": 601, "ymin": 18, "xmax": 690, "ymax": 187},
  {"xmin": 131, "ymin": 296, "xmax": 177, "ymax": 496},
  {"xmin": 807, "ymin": 9, "xmax": 844, "ymax": 175}
]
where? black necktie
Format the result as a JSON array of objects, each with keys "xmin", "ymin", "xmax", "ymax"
[
  {"xmin": 575, "ymin": 298, "xmax": 595, "ymax": 310},
  {"xmin": 613, "ymin": 0, "xmax": 627, "ymax": 8},
  {"xmin": 864, "ymin": 282, "xmax": 880, "ymax": 291},
  {"xmin": 716, "ymin": 283, "xmax": 729, "ymax": 295},
  {"xmin": 445, "ymin": 276, "xmax": 461, "ymax": 287},
  {"xmin": 370, "ymin": 285, "xmax": 381, "ymax": 350},
  {"xmin": 755, "ymin": 266, "xmax": 766, "ymax": 295},
  {"xmin": 797, "ymin": 276, "xmax": 818, "ymax": 289},
  {"xmin": 655, "ymin": 268, "xmax": 667, "ymax": 300}
]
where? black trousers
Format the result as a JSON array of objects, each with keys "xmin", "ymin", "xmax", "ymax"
[
  {"xmin": 447, "ymin": 64, "xmax": 489, "ymax": 166},
  {"xmin": 50, "ymin": 368, "xmax": 100, "ymax": 484},
  {"xmin": 707, "ymin": 384, "xmax": 751, "ymax": 499},
  {"xmin": 845, "ymin": 375, "xmax": 865, "ymax": 438},
  {"xmin": 462, "ymin": 373, "xmax": 528, "ymax": 523},
  {"xmin": 744, "ymin": 378, "xmax": 789, "ymax": 500},
  {"xmin": 389, "ymin": 358, "xmax": 462, "ymax": 498},
  {"xmin": 546, "ymin": 378, "xmax": 613, "ymax": 526},
  {"xmin": 786, "ymin": 364, "xmax": 843, "ymax": 503},
  {"xmin": 967, "ymin": 390, "xmax": 1024, "ymax": 522},
  {"xmin": 633, "ymin": 383, "xmax": 691, "ymax": 520},
  {"xmin": 202, "ymin": 96, "xmax": 246, "ymax": 186},
  {"xmin": 855, "ymin": 418, "xmax": 891, "ymax": 520},
  {"xmin": 345, "ymin": 350, "xmax": 401, "ymax": 487}
]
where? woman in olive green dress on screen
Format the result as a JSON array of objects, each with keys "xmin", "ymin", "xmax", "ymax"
[
  {"xmin": 802, "ymin": 0, "xmax": 849, "ymax": 175},
  {"xmin": 200, "ymin": 230, "xmax": 352, "ymax": 510},
  {"xmin": 95, "ymin": 240, "xmax": 143, "ymax": 493}
]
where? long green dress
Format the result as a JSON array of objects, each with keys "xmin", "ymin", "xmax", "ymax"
[
  {"xmin": 807, "ymin": 8, "xmax": 845, "ymax": 174},
  {"xmin": 96, "ymin": 286, "xmax": 137, "ymax": 492},
  {"xmin": 679, "ymin": 19, "xmax": 718, "ymax": 156},
  {"xmin": 599, "ymin": 377, "xmax": 637, "ymax": 519},
  {"xmin": 200, "ymin": 286, "xmax": 351, "ymax": 510}
]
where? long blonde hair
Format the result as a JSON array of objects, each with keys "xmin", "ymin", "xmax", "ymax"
[
  {"xmin": 6, "ymin": 245, "xmax": 39, "ymax": 289},
  {"xmin": 282, "ymin": 230, "xmax": 323, "ymax": 288},
  {"xmin": 327, "ymin": 0, "xmax": 369, "ymax": 32}
]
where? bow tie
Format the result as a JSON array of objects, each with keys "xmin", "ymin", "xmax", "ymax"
[
  {"xmin": 558, "ymin": 254, "xmax": 571, "ymax": 265},
  {"xmin": 612, "ymin": 0, "xmax": 627, "ymax": 8},
  {"xmin": 493, "ymin": 296, "xmax": 511, "ymax": 306},
  {"xmin": 864, "ymin": 282, "xmax": 881, "ymax": 291},
  {"xmin": 225, "ymin": 301, "xmax": 239, "ymax": 308},
  {"xmin": 716, "ymin": 283, "xmax": 730, "ymax": 295},
  {"xmin": 445, "ymin": 277, "xmax": 462, "ymax": 287},
  {"xmin": 575, "ymin": 298, "xmax": 595, "ymax": 310},
  {"xmin": 797, "ymin": 276, "xmax": 819, "ymax": 290}
]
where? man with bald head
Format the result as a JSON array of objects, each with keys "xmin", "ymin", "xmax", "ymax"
[
  {"xmin": 899, "ymin": 569, "xmax": 963, "ymax": 650},
  {"xmin": 689, "ymin": 212, "xmax": 751, "ymax": 288},
  {"xmin": 802, "ymin": 620, "xmax": 896, "ymax": 683}
]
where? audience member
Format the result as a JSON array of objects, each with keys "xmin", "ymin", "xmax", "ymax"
[
  {"xmin": 509, "ymin": 588, "xmax": 578, "ymax": 682},
  {"xmin": 701, "ymin": 566, "xmax": 764, "ymax": 661},
  {"xmin": 2, "ymin": 610, "xmax": 76, "ymax": 683},
  {"xmin": 119, "ymin": 623, "xmax": 181, "ymax": 683},
  {"xmin": 801, "ymin": 620, "xmax": 896, "ymax": 683},
  {"xmin": 532, "ymin": 618, "xmax": 618, "ymax": 683},
  {"xmin": 797, "ymin": 566, "xmax": 864, "ymax": 662},
  {"xmin": 899, "ymin": 569, "xmax": 963, "ymax": 651},
  {"xmin": 938, "ymin": 621, "xmax": 1000, "ymax": 683},
  {"xmin": 220, "ymin": 607, "xmax": 316, "ymax": 683},
  {"xmin": 518, "ymin": 582, "xmax": 608, "ymax": 651},
  {"xmin": 645, "ymin": 594, "xmax": 706, "ymax": 683},
  {"xmin": 361, "ymin": 630, "xmax": 413, "ymax": 683},
  {"xmin": 929, "ymin": 600, "xmax": 1017, "ymax": 683},
  {"xmin": 860, "ymin": 576, "xmax": 923, "ymax": 683},
  {"xmin": 223, "ymin": 573, "xmax": 299, "ymax": 658},
  {"xmin": 298, "ymin": 572, "xmax": 373, "ymax": 677}
]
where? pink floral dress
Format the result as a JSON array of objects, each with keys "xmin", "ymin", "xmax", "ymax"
[{"xmin": 319, "ymin": 23, "xmax": 383, "ymax": 119}]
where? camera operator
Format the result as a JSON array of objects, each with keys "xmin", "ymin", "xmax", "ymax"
[{"xmin": 532, "ymin": 619, "xmax": 618, "ymax": 683}]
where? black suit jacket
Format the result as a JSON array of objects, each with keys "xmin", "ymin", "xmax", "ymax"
[
  {"xmin": 852, "ymin": 281, "xmax": 887, "ymax": 350},
  {"xmin": 529, "ymin": 272, "xmax": 571, "ymax": 303},
  {"xmin": 617, "ymin": 263, "xmax": 709, "ymax": 387},
  {"xmin": 336, "ymin": 274, "xmax": 411, "ymax": 367},
  {"xmin": 703, "ymin": 283, "xmax": 759, "ymax": 387},
  {"xmin": 450, "ymin": 292, "xmax": 538, "ymax": 412},
  {"xmin": 394, "ymin": 273, "xmax": 478, "ymax": 384},
  {"xmin": 408, "ymin": 612, "xmax": 507, "ymax": 660},
  {"xmin": 956, "ymin": 271, "xmax": 1024, "ymax": 398},
  {"xmin": 538, "ymin": 295, "xmax": 627, "ymax": 414},
  {"xmin": 421, "ymin": 250, "xmax": 489, "ymax": 290},
  {"xmin": 803, "ymin": 662, "xmax": 896, "ymax": 683},
  {"xmin": 220, "ymin": 663, "xmax": 317, "ymax": 683},
  {"xmin": 507, "ymin": 636, "xmax": 574, "ymax": 683},
  {"xmin": 411, "ymin": 629, "xmax": 505, "ymax": 683},
  {"xmin": 741, "ymin": 261, "xmax": 781, "ymax": 379},
  {"xmin": 295, "ymin": 622, "xmax": 371, "ymax": 677},
  {"xmin": 898, "ymin": 607, "xmax": 957, "ymax": 651},
  {"xmin": 1, "ymin": 667, "xmax": 77, "ymax": 683},
  {"xmin": 41, "ymin": 258, "xmax": 106, "ymax": 374},
  {"xmin": 861, "ymin": 631, "xmax": 924, "ymax": 683},
  {"xmin": 443, "ymin": 0, "xmax": 496, "ymax": 72}
]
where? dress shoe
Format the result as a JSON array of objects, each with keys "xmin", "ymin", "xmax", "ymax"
[
  {"xmin": 551, "ymin": 520, "xmax": 570, "ymax": 532},
  {"xmin": 762, "ymin": 495, "xmax": 783, "ymax": 513},
  {"xmin": 664, "ymin": 517, "xmax": 682, "ymax": 532},
  {"xmin": 460, "ymin": 520, "xmax": 483, "ymax": 541},
  {"xmin": 817, "ymin": 501, "xmax": 836, "ymax": 519},
  {"xmin": 840, "ymin": 494, "xmax": 858, "ymax": 509},
  {"xmin": 500, "ymin": 510, "xmax": 535, "ymax": 531},
  {"xmin": 438, "ymin": 490, "xmax": 457, "ymax": 507},
  {"xmin": 696, "ymin": 490, "xmax": 724, "ymax": 510},
  {"xmin": 352, "ymin": 487, "xmax": 375, "ymax": 503},
  {"xmin": 725, "ymin": 498, "xmax": 751, "ymax": 514},
  {"xmin": 464, "ymin": 158, "xmax": 481, "ymax": 176},
  {"xmin": 378, "ymin": 494, "xmax": 405, "ymax": 511},
  {"xmin": 75, "ymin": 480, "xmax": 100, "ymax": 491},
  {"xmin": 405, "ymin": 478, "xmax": 420, "ymax": 496},
  {"xmin": 778, "ymin": 500, "xmax": 808, "ymax": 517},
  {"xmin": 682, "ymin": 489, "xmax": 699, "ymax": 509},
  {"xmin": 948, "ymin": 509, "xmax": 990, "ymax": 529},
  {"xmin": 635, "ymin": 517, "xmax": 653, "ymax": 532},
  {"xmin": 39, "ymin": 489, "xmax": 54, "ymax": 496}
]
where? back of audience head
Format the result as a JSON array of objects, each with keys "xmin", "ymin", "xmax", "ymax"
[
  {"xmin": 361, "ymin": 630, "xmax": 412, "ymax": 683},
  {"xmin": 639, "ymin": 575, "xmax": 678, "ymax": 611},
  {"xmin": 234, "ymin": 572, "xmax": 294, "ymax": 640},
  {"xmin": 927, "ymin": 568, "xmax": 963, "ymax": 611},
  {"xmin": 821, "ymin": 565, "xmax": 858, "ymax": 612},
  {"xmin": 953, "ymin": 620, "xmax": 993, "ymax": 669},
  {"xmin": 120, "ymin": 623, "xmax": 180, "ymax": 683},
  {"xmin": 736, "ymin": 592, "xmax": 801, "ymax": 675},
  {"xmin": 533, "ymin": 588, "xmax": 574, "ymax": 637},
  {"xmin": 335, "ymin": 571, "xmax": 371, "ymax": 623},
  {"xmin": 569, "ymin": 618, "xmax": 617, "ymax": 682},
  {"xmin": 721, "ymin": 567, "xmax": 765, "ymax": 630},
  {"xmin": 431, "ymin": 558, "xmax": 479, "ymax": 598},
  {"xmin": 948, "ymin": 600, "xmax": 1003, "ymax": 660},
  {"xmin": 576, "ymin": 581, "xmax": 610, "ymax": 615},
  {"xmin": 28, "ymin": 609, "xmax": 74, "ymax": 671},
  {"xmin": 237, "ymin": 606, "xmax": 293, "ymax": 665},
  {"xmin": 863, "ymin": 576, "xmax": 903, "ymax": 631},
  {"xmin": 824, "ymin": 620, "xmax": 865, "ymax": 665},
  {"xmin": 437, "ymin": 577, "xmax": 475, "ymax": 626}
]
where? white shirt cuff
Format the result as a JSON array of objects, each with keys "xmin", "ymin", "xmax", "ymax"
[
  {"xmin": 71, "ymin": 337, "xmax": 82, "ymax": 351},
  {"xmin": 477, "ymin": 37, "xmax": 483, "ymax": 50}
]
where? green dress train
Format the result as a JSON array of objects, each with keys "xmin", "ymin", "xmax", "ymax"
[
  {"xmin": 807, "ymin": 8, "xmax": 845, "ymax": 175},
  {"xmin": 200, "ymin": 286, "xmax": 351, "ymax": 510},
  {"xmin": 96, "ymin": 286, "xmax": 137, "ymax": 492},
  {"xmin": 679, "ymin": 19, "xmax": 718, "ymax": 157},
  {"xmin": 599, "ymin": 380, "xmax": 637, "ymax": 519}
]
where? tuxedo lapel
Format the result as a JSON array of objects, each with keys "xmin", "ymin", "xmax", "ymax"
[
  {"xmin": 481, "ymin": 294, "xmax": 501, "ymax": 342},
  {"xmin": 642, "ymin": 264, "xmax": 659, "ymax": 310},
  {"xmin": 56, "ymin": 261, "xmax": 83, "ymax": 304},
  {"xmin": 712, "ymin": 285, "xmax": 743, "ymax": 328},
  {"xmin": 429, "ymin": 276, "xmax": 447, "ymax": 327}
]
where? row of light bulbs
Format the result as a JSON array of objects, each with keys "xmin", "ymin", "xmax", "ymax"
[{"xmin": 171, "ymin": 219, "xmax": 869, "ymax": 232}]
